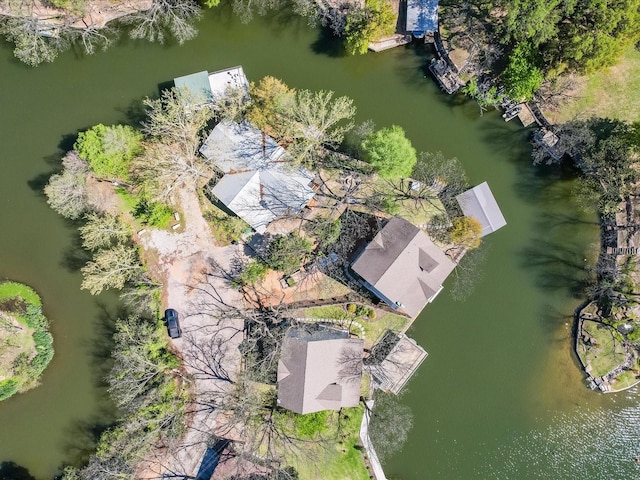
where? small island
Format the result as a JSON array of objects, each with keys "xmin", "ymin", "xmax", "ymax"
[{"xmin": 0, "ymin": 281, "xmax": 54, "ymax": 401}]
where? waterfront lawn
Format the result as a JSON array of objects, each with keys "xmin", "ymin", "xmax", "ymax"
[
  {"xmin": 299, "ymin": 305, "xmax": 409, "ymax": 348},
  {"xmin": 578, "ymin": 320, "xmax": 626, "ymax": 378},
  {"xmin": 286, "ymin": 406, "xmax": 369, "ymax": 480},
  {"xmin": 611, "ymin": 370, "xmax": 639, "ymax": 391}
]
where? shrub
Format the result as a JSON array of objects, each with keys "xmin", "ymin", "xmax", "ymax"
[
  {"xmin": 265, "ymin": 234, "xmax": 313, "ymax": 274},
  {"xmin": 346, "ymin": 303, "xmax": 357, "ymax": 313},
  {"xmin": 234, "ymin": 259, "xmax": 269, "ymax": 287},
  {"xmin": 133, "ymin": 197, "xmax": 174, "ymax": 228},
  {"xmin": 367, "ymin": 308, "xmax": 377, "ymax": 319}
]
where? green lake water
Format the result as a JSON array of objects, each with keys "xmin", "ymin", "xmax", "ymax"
[{"xmin": 1, "ymin": 4, "xmax": 639, "ymax": 479}]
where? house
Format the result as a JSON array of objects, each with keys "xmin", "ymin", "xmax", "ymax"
[
  {"xmin": 406, "ymin": 0, "xmax": 439, "ymax": 38},
  {"xmin": 201, "ymin": 121, "xmax": 316, "ymax": 234},
  {"xmin": 174, "ymin": 65, "xmax": 249, "ymax": 104},
  {"xmin": 350, "ymin": 216, "xmax": 455, "ymax": 318},
  {"xmin": 277, "ymin": 327, "xmax": 364, "ymax": 414},
  {"xmin": 455, "ymin": 182, "xmax": 507, "ymax": 237}
]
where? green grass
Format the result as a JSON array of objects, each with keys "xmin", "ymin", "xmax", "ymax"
[
  {"xmin": 611, "ymin": 370, "xmax": 639, "ymax": 391},
  {"xmin": 552, "ymin": 47, "xmax": 640, "ymax": 124},
  {"xmin": 116, "ymin": 188, "xmax": 175, "ymax": 229},
  {"xmin": 0, "ymin": 282, "xmax": 41, "ymax": 306},
  {"xmin": 299, "ymin": 305, "xmax": 409, "ymax": 348},
  {"xmin": 578, "ymin": 320, "xmax": 627, "ymax": 378},
  {"xmin": 288, "ymin": 406, "xmax": 370, "ymax": 480}
]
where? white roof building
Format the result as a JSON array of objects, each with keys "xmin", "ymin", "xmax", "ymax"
[
  {"xmin": 455, "ymin": 182, "xmax": 507, "ymax": 237},
  {"xmin": 173, "ymin": 66, "xmax": 249, "ymax": 104},
  {"xmin": 202, "ymin": 121, "xmax": 316, "ymax": 234}
]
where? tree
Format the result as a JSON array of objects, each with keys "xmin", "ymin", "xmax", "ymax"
[
  {"xmin": 121, "ymin": 0, "xmax": 202, "ymax": 45},
  {"xmin": 265, "ymin": 234, "xmax": 314, "ymax": 274},
  {"xmin": 343, "ymin": 0, "xmax": 396, "ymax": 55},
  {"xmin": 280, "ymin": 89, "xmax": 356, "ymax": 165},
  {"xmin": 367, "ymin": 391, "xmax": 413, "ymax": 463},
  {"xmin": 74, "ymin": 124, "xmax": 142, "ymax": 180},
  {"xmin": 133, "ymin": 88, "xmax": 214, "ymax": 200},
  {"xmin": 361, "ymin": 125, "xmax": 417, "ymax": 179},
  {"xmin": 80, "ymin": 244, "xmax": 147, "ymax": 295},
  {"xmin": 0, "ymin": 17, "xmax": 68, "ymax": 66},
  {"xmin": 79, "ymin": 213, "xmax": 130, "ymax": 251},
  {"xmin": 449, "ymin": 216, "xmax": 483, "ymax": 250},
  {"xmin": 246, "ymin": 76, "xmax": 296, "ymax": 140},
  {"xmin": 44, "ymin": 152, "xmax": 91, "ymax": 219},
  {"xmin": 228, "ymin": 0, "xmax": 285, "ymax": 23},
  {"xmin": 502, "ymin": 42, "xmax": 543, "ymax": 101}
]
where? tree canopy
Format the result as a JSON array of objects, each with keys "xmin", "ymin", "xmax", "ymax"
[
  {"xmin": 74, "ymin": 124, "xmax": 142, "ymax": 180},
  {"xmin": 361, "ymin": 125, "xmax": 417, "ymax": 179}
]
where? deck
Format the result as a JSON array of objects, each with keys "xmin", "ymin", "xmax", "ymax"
[{"xmin": 369, "ymin": 34, "xmax": 412, "ymax": 52}]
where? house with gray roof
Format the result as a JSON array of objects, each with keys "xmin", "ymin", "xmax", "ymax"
[
  {"xmin": 277, "ymin": 327, "xmax": 364, "ymax": 414},
  {"xmin": 201, "ymin": 121, "xmax": 316, "ymax": 234},
  {"xmin": 455, "ymin": 182, "xmax": 507, "ymax": 237},
  {"xmin": 350, "ymin": 216, "xmax": 455, "ymax": 318},
  {"xmin": 174, "ymin": 65, "xmax": 249, "ymax": 104}
]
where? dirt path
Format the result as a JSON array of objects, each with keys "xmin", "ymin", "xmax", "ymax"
[{"xmin": 138, "ymin": 186, "xmax": 248, "ymax": 477}]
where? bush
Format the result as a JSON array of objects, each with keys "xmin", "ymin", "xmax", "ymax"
[
  {"xmin": 367, "ymin": 308, "xmax": 377, "ymax": 319},
  {"xmin": 234, "ymin": 259, "xmax": 269, "ymax": 287},
  {"xmin": 346, "ymin": 303, "xmax": 357, "ymax": 314},
  {"xmin": 132, "ymin": 197, "xmax": 174, "ymax": 228}
]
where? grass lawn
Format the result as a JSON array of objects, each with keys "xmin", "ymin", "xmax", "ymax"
[
  {"xmin": 299, "ymin": 305, "xmax": 409, "ymax": 348},
  {"xmin": 611, "ymin": 370, "xmax": 640, "ymax": 391},
  {"xmin": 578, "ymin": 320, "xmax": 627, "ymax": 378},
  {"xmin": 286, "ymin": 406, "xmax": 370, "ymax": 480},
  {"xmin": 550, "ymin": 47, "xmax": 640, "ymax": 124}
]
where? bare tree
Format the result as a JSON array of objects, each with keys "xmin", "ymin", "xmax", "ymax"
[
  {"xmin": 44, "ymin": 168, "xmax": 90, "ymax": 219},
  {"xmin": 80, "ymin": 243, "xmax": 148, "ymax": 295},
  {"xmin": 134, "ymin": 87, "xmax": 214, "ymax": 200},
  {"xmin": 121, "ymin": 0, "xmax": 202, "ymax": 45},
  {"xmin": 79, "ymin": 212, "xmax": 130, "ymax": 250}
]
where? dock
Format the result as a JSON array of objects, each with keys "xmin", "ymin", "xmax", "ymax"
[
  {"xmin": 369, "ymin": 34, "xmax": 412, "ymax": 52},
  {"xmin": 429, "ymin": 58, "xmax": 464, "ymax": 94}
]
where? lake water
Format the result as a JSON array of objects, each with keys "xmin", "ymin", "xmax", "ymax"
[{"xmin": 0, "ymin": 4, "xmax": 638, "ymax": 479}]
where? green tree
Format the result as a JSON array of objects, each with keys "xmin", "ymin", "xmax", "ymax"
[
  {"xmin": 343, "ymin": 0, "xmax": 396, "ymax": 55},
  {"xmin": 265, "ymin": 234, "xmax": 313, "ymax": 274},
  {"xmin": 75, "ymin": 124, "xmax": 142, "ymax": 180},
  {"xmin": 361, "ymin": 125, "xmax": 417, "ymax": 179},
  {"xmin": 450, "ymin": 216, "xmax": 483, "ymax": 250},
  {"xmin": 502, "ymin": 42, "xmax": 543, "ymax": 101},
  {"xmin": 246, "ymin": 76, "xmax": 295, "ymax": 139}
]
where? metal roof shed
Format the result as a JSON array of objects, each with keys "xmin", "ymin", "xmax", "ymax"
[
  {"xmin": 173, "ymin": 70, "xmax": 212, "ymax": 101},
  {"xmin": 406, "ymin": 0, "xmax": 439, "ymax": 37},
  {"xmin": 455, "ymin": 182, "xmax": 507, "ymax": 237}
]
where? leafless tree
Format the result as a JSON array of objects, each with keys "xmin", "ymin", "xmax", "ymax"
[{"xmin": 121, "ymin": 0, "xmax": 202, "ymax": 45}]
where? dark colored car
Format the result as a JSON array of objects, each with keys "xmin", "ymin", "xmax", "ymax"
[{"xmin": 164, "ymin": 308, "xmax": 182, "ymax": 339}]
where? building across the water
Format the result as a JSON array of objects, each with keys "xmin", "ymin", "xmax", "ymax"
[{"xmin": 174, "ymin": 66, "xmax": 249, "ymax": 104}]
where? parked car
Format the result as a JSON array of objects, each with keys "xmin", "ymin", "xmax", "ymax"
[{"xmin": 164, "ymin": 308, "xmax": 182, "ymax": 339}]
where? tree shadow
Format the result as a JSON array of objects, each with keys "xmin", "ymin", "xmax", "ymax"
[
  {"xmin": 311, "ymin": 25, "xmax": 348, "ymax": 58},
  {"xmin": 0, "ymin": 462, "xmax": 36, "ymax": 480},
  {"xmin": 61, "ymin": 232, "xmax": 92, "ymax": 273}
]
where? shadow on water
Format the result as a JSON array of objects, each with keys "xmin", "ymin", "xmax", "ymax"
[
  {"xmin": 0, "ymin": 462, "xmax": 36, "ymax": 480},
  {"xmin": 311, "ymin": 25, "xmax": 347, "ymax": 58}
]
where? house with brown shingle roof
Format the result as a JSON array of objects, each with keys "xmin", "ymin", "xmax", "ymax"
[
  {"xmin": 350, "ymin": 216, "xmax": 455, "ymax": 318},
  {"xmin": 277, "ymin": 327, "xmax": 364, "ymax": 414}
]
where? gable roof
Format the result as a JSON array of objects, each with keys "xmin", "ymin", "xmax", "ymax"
[
  {"xmin": 200, "ymin": 120, "xmax": 286, "ymax": 173},
  {"xmin": 406, "ymin": 0, "xmax": 439, "ymax": 35},
  {"xmin": 211, "ymin": 165, "xmax": 315, "ymax": 234},
  {"xmin": 351, "ymin": 216, "xmax": 455, "ymax": 318},
  {"xmin": 277, "ymin": 328, "xmax": 364, "ymax": 414},
  {"xmin": 455, "ymin": 182, "xmax": 507, "ymax": 237}
]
